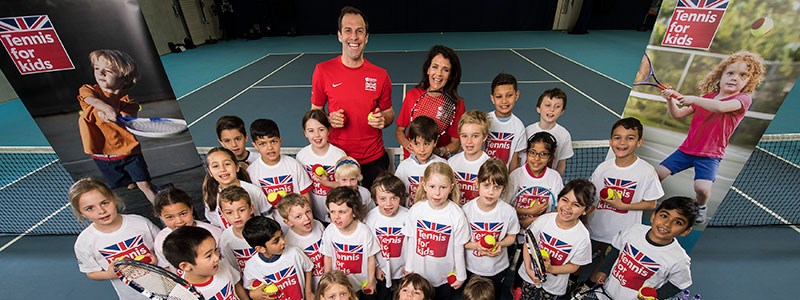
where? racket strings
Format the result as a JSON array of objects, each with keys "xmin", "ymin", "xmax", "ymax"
[
  {"xmin": 411, "ymin": 93, "xmax": 457, "ymax": 135},
  {"xmin": 127, "ymin": 120, "xmax": 187, "ymax": 134},
  {"xmin": 118, "ymin": 265, "xmax": 199, "ymax": 299}
]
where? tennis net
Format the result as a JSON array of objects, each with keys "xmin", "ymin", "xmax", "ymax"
[{"xmin": 0, "ymin": 136, "xmax": 796, "ymax": 235}]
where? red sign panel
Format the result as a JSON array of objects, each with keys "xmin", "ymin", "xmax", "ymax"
[
  {"xmin": 661, "ymin": 1, "xmax": 730, "ymax": 50},
  {"xmin": 0, "ymin": 15, "xmax": 74, "ymax": 75}
]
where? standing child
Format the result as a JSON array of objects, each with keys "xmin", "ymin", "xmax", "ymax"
[
  {"xmin": 217, "ymin": 115, "xmax": 259, "ymax": 170},
  {"xmin": 218, "ymin": 186, "xmax": 259, "ymax": 273},
  {"xmin": 518, "ymin": 179, "xmax": 594, "ymax": 299},
  {"xmin": 317, "ymin": 270, "xmax": 359, "ymax": 300},
  {"xmin": 163, "ymin": 226, "xmax": 248, "ymax": 300},
  {"xmin": 591, "ymin": 196, "xmax": 697, "ymax": 300},
  {"xmin": 509, "ymin": 132, "xmax": 564, "ymax": 229},
  {"xmin": 277, "ymin": 193, "xmax": 326, "ymax": 289},
  {"xmin": 365, "ymin": 174, "xmax": 411, "ymax": 298},
  {"xmin": 335, "ymin": 156, "xmax": 377, "ymax": 214},
  {"xmin": 463, "ymin": 159, "xmax": 520, "ymax": 300},
  {"xmin": 394, "ymin": 273, "xmax": 434, "ymax": 300},
  {"xmin": 77, "ymin": 49, "xmax": 157, "ymax": 202},
  {"xmin": 203, "ymin": 147, "xmax": 270, "ymax": 229},
  {"xmin": 404, "ymin": 162, "xmax": 470, "ymax": 300},
  {"xmin": 448, "ymin": 110, "xmax": 491, "ymax": 204},
  {"xmin": 485, "ymin": 73, "xmax": 527, "ymax": 172},
  {"xmin": 395, "ymin": 116, "xmax": 447, "ymax": 207},
  {"xmin": 588, "ymin": 118, "xmax": 664, "ymax": 266},
  {"xmin": 658, "ymin": 51, "xmax": 765, "ymax": 224},
  {"xmin": 296, "ymin": 109, "xmax": 347, "ymax": 224},
  {"xmin": 321, "ymin": 187, "xmax": 380, "ymax": 299},
  {"xmin": 523, "ymin": 88, "xmax": 574, "ymax": 177},
  {"xmin": 152, "ymin": 187, "xmax": 222, "ymax": 274},
  {"xmin": 242, "ymin": 216, "xmax": 314, "ymax": 300},
  {"xmin": 70, "ymin": 178, "xmax": 160, "ymax": 299}
]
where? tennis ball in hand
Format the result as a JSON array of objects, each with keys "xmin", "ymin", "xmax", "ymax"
[
  {"xmin": 313, "ymin": 164, "xmax": 328, "ymax": 177},
  {"xmin": 540, "ymin": 249, "xmax": 550, "ymax": 259},
  {"xmin": 600, "ymin": 187, "xmax": 615, "ymax": 201},
  {"xmin": 264, "ymin": 283, "xmax": 279, "ymax": 294},
  {"xmin": 367, "ymin": 112, "xmax": 374, "ymax": 121},
  {"xmin": 638, "ymin": 286, "xmax": 657, "ymax": 300},
  {"xmin": 361, "ymin": 281, "xmax": 373, "ymax": 294},
  {"xmin": 447, "ymin": 272, "xmax": 457, "ymax": 285},
  {"xmin": 134, "ymin": 254, "xmax": 152, "ymax": 263},
  {"xmin": 267, "ymin": 191, "xmax": 283, "ymax": 206},
  {"xmin": 480, "ymin": 235, "xmax": 497, "ymax": 250},
  {"xmin": 751, "ymin": 17, "xmax": 774, "ymax": 37}
]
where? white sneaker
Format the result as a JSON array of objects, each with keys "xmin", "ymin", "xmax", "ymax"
[{"xmin": 696, "ymin": 205, "xmax": 708, "ymax": 224}]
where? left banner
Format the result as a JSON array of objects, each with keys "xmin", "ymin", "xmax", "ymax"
[{"xmin": 0, "ymin": 0, "xmax": 203, "ymax": 213}]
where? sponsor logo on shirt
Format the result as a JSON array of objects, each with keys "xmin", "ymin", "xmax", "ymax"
[
  {"xmin": 455, "ymin": 172, "xmax": 479, "ymax": 204},
  {"xmin": 611, "ymin": 243, "xmax": 660, "ymax": 290},
  {"xmin": 375, "ymin": 226, "xmax": 405, "ymax": 258},
  {"xmin": 98, "ymin": 235, "xmax": 151, "ymax": 263},
  {"xmin": 416, "ymin": 220, "xmax": 452, "ymax": 257},
  {"xmin": 597, "ymin": 177, "xmax": 637, "ymax": 214},
  {"xmin": 538, "ymin": 231, "xmax": 573, "ymax": 266},
  {"xmin": 258, "ymin": 175, "xmax": 295, "ymax": 196},
  {"xmin": 334, "ymin": 243, "xmax": 364, "ymax": 274},
  {"xmin": 486, "ymin": 131, "xmax": 514, "ymax": 163},
  {"xmin": 469, "ymin": 222, "xmax": 503, "ymax": 257},
  {"xmin": 365, "ymin": 77, "xmax": 377, "ymax": 91}
]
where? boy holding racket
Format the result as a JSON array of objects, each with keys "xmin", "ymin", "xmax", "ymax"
[
  {"xmin": 523, "ymin": 88, "xmax": 574, "ymax": 177},
  {"xmin": 394, "ymin": 116, "xmax": 447, "ymax": 207},
  {"xmin": 591, "ymin": 196, "xmax": 696, "ymax": 300},
  {"xmin": 485, "ymin": 73, "xmax": 527, "ymax": 172},
  {"xmin": 77, "ymin": 49, "xmax": 157, "ymax": 202},
  {"xmin": 163, "ymin": 226, "xmax": 249, "ymax": 300}
]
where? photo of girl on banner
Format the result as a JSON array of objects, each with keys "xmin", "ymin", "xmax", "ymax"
[
  {"xmin": 0, "ymin": 1, "xmax": 204, "ymax": 216},
  {"xmin": 623, "ymin": 0, "xmax": 800, "ymax": 250}
]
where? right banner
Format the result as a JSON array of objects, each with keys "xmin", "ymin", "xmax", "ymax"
[{"xmin": 623, "ymin": 0, "xmax": 799, "ymax": 251}]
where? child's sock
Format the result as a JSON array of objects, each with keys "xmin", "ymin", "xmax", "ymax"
[{"xmin": 696, "ymin": 205, "xmax": 708, "ymax": 224}]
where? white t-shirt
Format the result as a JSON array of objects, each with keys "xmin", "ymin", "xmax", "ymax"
[
  {"xmin": 220, "ymin": 227, "xmax": 257, "ymax": 273},
  {"xmin": 295, "ymin": 144, "xmax": 347, "ymax": 223},
  {"xmin": 588, "ymin": 157, "xmax": 664, "ymax": 244},
  {"xmin": 190, "ymin": 259, "xmax": 241, "ymax": 300},
  {"xmin": 448, "ymin": 152, "xmax": 490, "ymax": 205},
  {"xmin": 599, "ymin": 224, "xmax": 692, "ymax": 300},
  {"xmin": 205, "ymin": 181, "xmax": 270, "ymax": 230},
  {"xmin": 508, "ymin": 166, "xmax": 564, "ymax": 219},
  {"xmin": 247, "ymin": 155, "xmax": 313, "ymax": 198},
  {"xmin": 517, "ymin": 213, "xmax": 591, "ymax": 296},
  {"xmin": 242, "ymin": 247, "xmax": 314, "ymax": 300},
  {"xmin": 395, "ymin": 155, "xmax": 446, "ymax": 207},
  {"xmin": 154, "ymin": 221, "xmax": 222, "ymax": 273},
  {"xmin": 245, "ymin": 150, "xmax": 260, "ymax": 165},
  {"xmin": 364, "ymin": 206, "xmax": 410, "ymax": 284},
  {"xmin": 73, "ymin": 214, "xmax": 160, "ymax": 300},
  {"xmin": 320, "ymin": 222, "xmax": 381, "ymax": 289},
  {"xmin": 357, "ymin": 186, "xmax": 377, "ymax": 217},
  {"xmin": 523, "ymin": 122, "xmax": 574, "ymax": 168},
  {"xmin": 403, "ymin": 201, "xmax": 470, "ymax": 287},
  {"xmin": 486, "ymin": 111, "xmax": 527, "ymax": 167},
  {"xmin": 462, "ymin": 199, "xmax": 520, "ymax": 276},
  {"xmin": 283, "ymin": 220, "xmax": 325, "ymax": 290}
]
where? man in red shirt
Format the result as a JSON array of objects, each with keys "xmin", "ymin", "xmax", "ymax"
[{"xmin": 311, "ymin": 6, "xmax": 395, "ymax": 188}]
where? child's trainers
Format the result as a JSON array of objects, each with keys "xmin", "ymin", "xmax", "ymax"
[{"xmin": 695, "ymin": 205, "xmax": 708, "ymax": 224}]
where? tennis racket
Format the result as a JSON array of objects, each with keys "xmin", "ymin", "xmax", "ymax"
[
  {"xmin": 569, "ymin": 282, "xmax": 613, "ymax": 300},
  {"xmin": 118, "ymin": 116, "xmax": 188, "ymax": 138},
  {"xmin": 633, "ymin": 53, "xmax": 680, "ymax": 99},
  {"xmin": 114, "ymin": 259, "xmax": 205, "ymax": 300},
  {"xmin": 524, "ymin": 228, "xmax": 547, "ymax": 285},
  {"xmin": 409, "ymin": 90, "xmax": 457, "ymax": 139}
]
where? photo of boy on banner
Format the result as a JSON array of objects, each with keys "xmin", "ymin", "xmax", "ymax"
[
  {"xmin": 622, "ymin": 0, "xmax": 800, "ymax": 250},
  {"xmin": 0, "ymin": 1, "xmax": 204, "ymax": 216}
]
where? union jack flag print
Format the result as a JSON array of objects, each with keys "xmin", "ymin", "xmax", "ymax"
[
  {"xmin": 677, "ymin": 0, "xmax": 728, "ymax": 9},
  {"xmin": 539, "ymin": 232, "xmax": 573, "ymax": 265},
  {"xmin": 208, "ymin": 283, "xmax": 237, "ymax": 300},
  {"xmin": 99, "ymin": 235, "xmax": 146, "ymax": 260},
  {"xmin": 488, "ymin": 131, "xmax": 514, "ymax": 141},
  {"xmin": 469, "ymin": 222, "xmax": 503, "ymax": 235},
  {"xmin": 376, "ymin": 226, "xmax": 403, "ymax": 237},
  {"xmin": 623, "ymin": 243, "xmax": 660, "ymax": 273},
  {"xmin": 0, "ymin": 15, "xmax": 74, "ymax": 74},
  {"xmin": 265, "ymin": 266, "xmax": 298, "ymax": 283},
  {"xmin": 455, "ymin": 172, "xmax": 477, "ymax": 183},
  {"xmin": 334, "ymin": 242, "xmax": 363, "ymax": 253},
  {"xmin": 417, "ymin": 220, "xmax": 452, "ymax": 234},
  {"xmin": 259, "ymin": 175, "xmax": 293, "ymax": 188},
  {"xmin": 603, "ymin": 177, "xmax": 637, "ymax": 191},
  {"xmin": 0, "ymin": 15, "xmax": 51, "ymax": 32}
]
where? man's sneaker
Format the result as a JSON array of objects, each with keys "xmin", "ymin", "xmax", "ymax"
[{"xmin": 695, "ymin": 205, "xmax": 708, "ymax": 224}]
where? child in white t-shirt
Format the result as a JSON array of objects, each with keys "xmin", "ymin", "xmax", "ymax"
[
  {"xmin": 70, "ymin": 178, "xmax": 160, "ymax": 300},
  {"xmin": 217, "ymin": 186, "xmax": 259, "ymax": 273},
  {"xmin": 276, "ymin": 193, "xmax": 326, "ymax": 290},
  {"xmin": 364, "ymin": 174, "xmax": 411, "ymax": 298},
  {"xmin": 485, "ymin": 73, "xmax": 527, "ymax": 172},
  {"xmin": 295, "ymin": 109, "xmax": 347, "ymax": 223},
  {"xmin": 404, "ymin": 162, "xmax": 471, "ymax": 300},
  {"xmin": 509, "ymin": 131, "xmax": 564, "ymax": 229},
  {"xmin": 448, "ymin": 110, "xmax": 491, "ymax": 205},
  {"xmin": 523, "ymin": 88, "xmax": 574, "ymax": 177},
  {"xmin": 463, "ymin": 158, "xmax": 520, "ymax": 299},
  {"xmin": 395, "ymin": 116, "xmax": 446, "ymax": 207},
  {"xmin": 334, "ymin": 156, "xmax": 376, "ymax": 215},
  {"xmin": 202, "ymin": 147, "xmax": 270, "ymax": 230}
]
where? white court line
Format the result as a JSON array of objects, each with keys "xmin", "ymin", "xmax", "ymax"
[
  {"xmin": 177, "ymin": 54, "xmax": 272, "ymax": 100},
  {"xmin": 0, "ymin": 159, "xmax": 58, "ymax": 191},
  {"xmin": 0, "ymin": 202, "xmax": 72, "ymax": 253},
  {"xmin": 188, "ymin": 53, "xmax": 304, "ymax": 128},
  {"xmin": 249, "ymin": 80, "xmax": 560, "ymax": 89},
  {"xmin": 730, "ymin": 186, "xmax": 800, "ymax": 234},
  {"xmin": 543, "ymin": 48, "xmax": 632, "ymax": 89},
  {"xmin": 510, "ymin": 49, "xmax": 622, "ymax": 119}
]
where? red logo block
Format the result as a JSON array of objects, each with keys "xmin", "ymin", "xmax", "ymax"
[{"xmin": 0, "ymin": 15, "xmax": 74, "ymax": 75}]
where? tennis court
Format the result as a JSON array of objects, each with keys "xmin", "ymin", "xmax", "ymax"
[{"xmin": 0, "ymin": 31, "xmax": 798, "ymax": 299}]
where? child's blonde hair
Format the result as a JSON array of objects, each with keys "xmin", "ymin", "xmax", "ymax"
[
  {"xmin": 276, "ymin": 193, "xmax": 310, "ymax": 219},
  {"xmin": 316, "ymin": 270, "xmax": 356, "ymax": 300},
  {"xmin": 458, "ymin": 110, "xmax": 489, "ymax": 137},
  {"xmin": 477, "ymin": 158, "xmax": 510, "ymax": 199},
  {"xmin": 68, "ymin": 178, "xmax": 124, "ymax": 221},
  {"xmin": 414, "ymin": 162, "xmax": 460, "ymax": 204},
  {"xmin": 335, "ymin": 156, "xmax": 362, "ymax": 181},
  {"xmin": 89, "ymin": 49, "xmax": 140, "ymax": 89},
  {"xmin": 462, "ymin": 275, "xmax": 495, "ymax": 300},
  {"xmin": 698, "ymin": 51, "xmax": 765, "ymax": 94}
]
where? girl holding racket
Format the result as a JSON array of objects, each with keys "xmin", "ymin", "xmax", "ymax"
[
  {"xmin": 70, "ymin": 178, "xmax": 160, "ymax": 300},
  {"xmin": 395, "ymin": 45, "xmax": 466, "ymax": 159}
]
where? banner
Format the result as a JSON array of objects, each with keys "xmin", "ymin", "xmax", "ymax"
[
  {"xmin": 624, "ymin": 0, "xmax": 799, "ymax": 250},
  {"xmin": 0, "ymin": 0, "xmax": 203, "ymax": 211}
]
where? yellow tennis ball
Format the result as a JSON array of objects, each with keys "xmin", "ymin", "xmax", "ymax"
[
  {"xmin": 751, "ymin": 17, "xmax": 774, "ymax": 37},
  {"xmin": 263, "ymin": 283, "xmax": 279, "ymax": 294},
  {"xmin": 367, "ymin": 112, "xmax": 374, "ymax": 120},
  {"xmin": 540, "ymin": 249, "xmax": 550, "ymax": 259}
]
